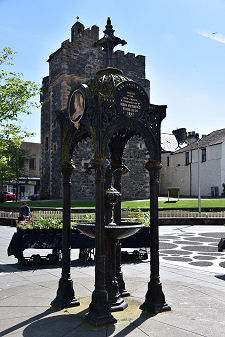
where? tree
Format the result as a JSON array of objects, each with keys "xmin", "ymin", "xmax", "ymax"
[
  {"xmin": 0, "ymin": 47, "xmax": 40, "ymax": 142},
  {"xmin": 0, "ymin": 47, "xmax": 40, "ymax": 199},
  {"xmin": 0, "ymin": 140, "xmax": 31, "ymax": 201}
]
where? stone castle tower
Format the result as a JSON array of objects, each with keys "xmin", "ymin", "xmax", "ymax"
[{"xmin": 40, "ymin": 20, "xmax": 150, "ymax": 200}]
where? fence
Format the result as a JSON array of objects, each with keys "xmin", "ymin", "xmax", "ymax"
[
  {"xmin": 0, "ymin": 210, "xmax": 95, "ymax": 223},
  {"xmin": 1, "ymin": 208, "xmax": 225, "ymax": 221}
]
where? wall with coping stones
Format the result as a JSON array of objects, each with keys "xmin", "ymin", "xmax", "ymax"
[{"xmin": 40, "ymin": 21, "xmax": 151, "ymax": 200}]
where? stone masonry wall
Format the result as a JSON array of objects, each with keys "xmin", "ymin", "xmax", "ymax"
[
  {"xmin": 40, "ymin": 20, "xmax": 151, "ymax": 200},
  {"xmin": 122, "ymin": 136, "xmax": 150, "ymax": 200}
]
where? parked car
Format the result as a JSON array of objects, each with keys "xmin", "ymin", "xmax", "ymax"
[
  {"xmin": 29, "ymin": 193, "xmax": 40, "ymax": 201},
  {"xmin": 0, "ymin": 191, "xmax": 16, "ymax": 202}
]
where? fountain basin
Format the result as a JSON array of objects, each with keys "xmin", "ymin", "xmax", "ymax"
[{"xmin": 77, "ymin": 222, "xmax": 145, "ymax": 240}]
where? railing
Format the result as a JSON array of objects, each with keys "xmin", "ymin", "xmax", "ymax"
[
  {"xmin": 1, "ymin": 208, "xmax": 225, "ymax": 221},
  {"xmin": 121, "ymin": 209, "xmax": 225, "ymax": 219},
  {"xmin": 0, "ymin": 210, "xmax": 95, "ymax": 222},
  {"xmin": 159, "ymin": 210, "xmax": 225, "ymax": 218}
]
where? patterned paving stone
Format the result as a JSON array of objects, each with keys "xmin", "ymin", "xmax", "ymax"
[
  {"xmin": 182, "ymin": 245, "xmax": 218, "ymax": 252},
  {"xmin": 179, "ymin": 233, "xmax": 195, "ymax": 235},
  {"xmin": 158, "ymin": 231, "xmax": 225, "ymax": 271},
  {"xmin": 182, "ymin": 237, "xmax": 219, "ymax": 242},
  {"xmin": 193, "ymin": 255, "xmax": 216, "ymax": 260},
  {"xmin": 201, "ymin": 252, "xmax": 224, "ymax": 256},
  {"xmin": 219, "ymin": 261, "xmax": 225, "ymax": 268},
  {"xmin": 160, "ymin": 249, "xmax": 191, "ymax": 255},
  {"xmin": 173, "ymin": 240, "xmax": 202, "ymax": 245},
  {"xmin": 159, "ymin": 235, "xmax": 178, "ymax": 239},
  {"xmin": 200, "ymin": 232, "xmax": 225, "ymax": 238},
  {"xmin": 159, "ymin": 242, "xmax": 178, "ymax": 249},
  {"xmin": 189, "ymin": 261, "xmax": 213, "ymax": 267},
  {"xmin": 162, "ymin": 256, "xmax": 192, "ymax": 262}
]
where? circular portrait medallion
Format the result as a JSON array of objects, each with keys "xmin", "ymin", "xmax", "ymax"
[{"xmin": 69, "ymin": 89, "xmax": 85, "ymax": 128}]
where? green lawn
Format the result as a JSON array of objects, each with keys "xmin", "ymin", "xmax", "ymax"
[
  {"xmin": 1, "ymin": 198, "xmax": 225, "ymax": 208},
  {"xmin": 123, "ymin": 199, "xmax": 225, "ymax": 208},
  {"xmin": 0, "ymin": 200, "xmax": 95, "ymax": 208}
]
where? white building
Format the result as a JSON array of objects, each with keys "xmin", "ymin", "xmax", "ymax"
[{"xmin": 160, "ymin": 128, "xmax": 225, "ymax": 197}]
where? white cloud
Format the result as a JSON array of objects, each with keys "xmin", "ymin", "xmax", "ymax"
[{"xmin": 198, "ymin": 30, "xmax": 225, "ymax": 44}]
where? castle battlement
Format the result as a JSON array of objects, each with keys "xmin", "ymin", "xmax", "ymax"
[
  {"xmin": 114, "ymin": 50, "xmax": 145, "ymax": 67},
  {"xmin": 71, "ymin": 21, "xmax": 99, "ymax": 43}
]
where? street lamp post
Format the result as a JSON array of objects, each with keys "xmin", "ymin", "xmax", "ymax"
[{"xmin": 197, "ymin": 140, "xmax": 201, "ymax": 216}]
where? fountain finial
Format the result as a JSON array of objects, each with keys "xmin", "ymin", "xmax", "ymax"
[
  {"xmin": 94, "ymin": 17, "xmax": 127, "ymax": 67},
  {"xmin": 104, "ymin": 17, "xmax": 115, "ymax": 36}
]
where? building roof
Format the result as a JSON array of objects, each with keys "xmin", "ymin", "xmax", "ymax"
[
  {"xmin": 175, "ymin": 128, "xmax": 225, "ymax": 154},
  {"xmin": 161, "ymin": 133, "xmax": 180, "ymax": 152}
]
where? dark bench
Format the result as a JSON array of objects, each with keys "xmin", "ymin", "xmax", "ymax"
[{"xmin": 7, "ymin": 227, "xmax": 150, "ymax": 265}]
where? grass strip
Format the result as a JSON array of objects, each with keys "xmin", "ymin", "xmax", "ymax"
[{"xmin": 1, "ymin": 199, "xmax": 225, "ymax": 209}]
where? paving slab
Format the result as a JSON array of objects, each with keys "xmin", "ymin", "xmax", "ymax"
[{"xmin": 1, "ymin": 225, "xmax": 225, "ymax": 336}]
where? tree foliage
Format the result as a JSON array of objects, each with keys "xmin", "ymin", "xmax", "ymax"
[
  {"xmin": 0, "ymin": 47, "xmax": 40, "ymax": 193},
  {"xmin": 0, "ymin": 140, "xmax": 31, "ymax": 200},
  {"xmin": 0, "ymin": 47, "xmax": 40, "ymax": 142}
]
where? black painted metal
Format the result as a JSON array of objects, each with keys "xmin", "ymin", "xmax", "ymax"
[
  {"xmin": 140, "ymin": 161, "xmax": 171, "ymax": 314},
  {"xmin": 52, "ymin": 17, "xmax": 170, "ymax": 324},
  {"xmin": 51, "ymin": 165, "xmax": 80, "ymax": 309},
  {"xmin": 94, "ymin": 17, "xmax": 127, "ymax": 67},
  {"xmin": 113, "ymin": 162, "xmax": 130, "ymax": 297},
  {"xmin": 116, "ymin": 242, "xmax": 130, "ymax": 297},
  {"xmin": 84, "ymin": 97, "xmax": 116, "ymax": 326},
  {"xmin": 105, "ymin": 238, "xmax": 128, "ymax": 311}
]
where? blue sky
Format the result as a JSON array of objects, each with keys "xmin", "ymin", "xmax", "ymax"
[{"xmin": 0, "ymin": 0, "xmax": 225, "ymax": 142}]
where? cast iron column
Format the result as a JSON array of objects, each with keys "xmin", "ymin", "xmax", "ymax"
[
  {"xmin": 51, "ymin": 164, "xmax": 80, "ymax": 309},
  {"xmin": 140, "ymin": 160, "xmax": 171, "ymax": 314},
  {"xmin": 113, "ymin": 163, "xmax": 130, "ymax": 297},
  {"xmin": 84, "ymin": 96, "xmax": 116, "ymax": 326}
]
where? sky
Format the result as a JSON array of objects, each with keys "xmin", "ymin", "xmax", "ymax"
[{"xmin": 0, "ymin": 0, "xmax": 225, "ymax": 143}]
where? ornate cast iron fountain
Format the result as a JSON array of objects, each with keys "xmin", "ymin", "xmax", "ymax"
[{"xmin": 51, "ymin": 17, "xmax": 171, "ymax": 326}]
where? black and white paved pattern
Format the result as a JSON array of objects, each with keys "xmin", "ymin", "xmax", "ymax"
[{"xmin": 159, "ymin": 229, "xmax": 225, "ymax": 273}]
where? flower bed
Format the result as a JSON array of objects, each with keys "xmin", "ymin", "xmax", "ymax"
[{"xmin": 16, "ymin": 216, "xmax": 63, "ymax": 231}]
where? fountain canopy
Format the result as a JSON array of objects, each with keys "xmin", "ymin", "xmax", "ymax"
[{"xmin": 54, "ymin": 17, "xmax": 169, "ymax": 326}]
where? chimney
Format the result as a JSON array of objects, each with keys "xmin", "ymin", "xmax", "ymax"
[
  {"xmin": 186, "ymin": 131, "xmax": 199, "ymax": 144},
  {"xmin": 172, "ymin": 128, "xmax": 187, "ymax": 145}
]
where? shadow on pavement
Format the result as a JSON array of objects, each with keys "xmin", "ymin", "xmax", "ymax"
[
  {"xmin": 0, "ymin": 308, "xmax": 55, "ymax": 337},
  {"xmin": 215, "ymin": 274, "xmax": 225, "ymax": 281}
]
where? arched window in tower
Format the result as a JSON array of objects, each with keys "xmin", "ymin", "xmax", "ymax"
[{"xmin": 77, "ymin": 28, "xmax": 83, "ymax": 37}]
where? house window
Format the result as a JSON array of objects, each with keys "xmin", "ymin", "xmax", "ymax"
[
  {"xmin": 185, "ymin": 152, "xmax": 190, "ymax": 165},
  {"xmin": 45, "ymin": 136, "xmax": 49, "ymax": 151},
  {"xmin": 29, "ymin": 158, "xmax": 36, "ymax": 170},
  {"xmin": 167, "ymin": 156, "xmax": 170, "ymax": 166},
  {"xmin": 202, "ymin": 148, "xmax": 206, "ymax": 162}
]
